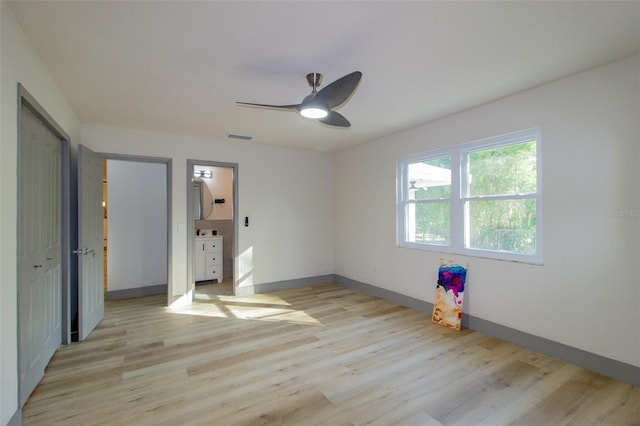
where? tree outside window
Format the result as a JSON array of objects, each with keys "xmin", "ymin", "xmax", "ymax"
[{"xmin": 398, "ymin": 129, "xmax": 542, "ymax": 263}]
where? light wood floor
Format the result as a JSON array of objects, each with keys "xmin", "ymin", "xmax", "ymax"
[
  {"xmin": 195, "ymin": 277, "xmax": 235, "ymax": 300},
  {"xmin": 22, "ymin": 283, "xmax": 639, "ymax": 425}
]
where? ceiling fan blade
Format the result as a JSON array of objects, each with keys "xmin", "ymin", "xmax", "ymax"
[
  {"xmin": 236, "ymin": 101, "xmax": 300, "ymax": 111},
  {"xmin": 318, "ymin": 110, "xmax": 351, "ymax": 128},
  {"xmin": 314, "ymin": 71, "xmax": 362, "ymax": 109}
]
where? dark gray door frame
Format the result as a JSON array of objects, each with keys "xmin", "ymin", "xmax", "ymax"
[{"xmin": 99, "ymin": 153, "xmax": 173, "ymax": 306}]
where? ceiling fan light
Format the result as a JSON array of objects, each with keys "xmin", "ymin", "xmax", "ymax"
[{"xmin": 300, "ymin": 106, "xmax": 328, "ymax": 119}]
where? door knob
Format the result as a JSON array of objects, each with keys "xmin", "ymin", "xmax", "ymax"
[{"xmin": 73, "ymin": 247, "xmax": 95, "ymax": 256}]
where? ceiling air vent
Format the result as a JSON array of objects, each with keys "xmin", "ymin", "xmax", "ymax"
[{"xmin": 226, "ymin": 133, "xmax": 252, "ymax": 141}]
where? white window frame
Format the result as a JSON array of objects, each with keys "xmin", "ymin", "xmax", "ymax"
[{"xmin": 397, "ymin": 128, "xmax": 542, "ymax": 264}]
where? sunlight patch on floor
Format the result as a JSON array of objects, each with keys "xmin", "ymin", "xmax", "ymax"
[
  {"xmin": 168, "ymin": 295, "xmax": 323, "ymax": 326},
  {"xmin": 218, "ymin": 294, "xmax": 292, "ymax": 306},
  {"xmin": 223, "ymin": 304, "xmax": 323, "ymax": 325},
  {"xmin": 169, "ymin": 303, "xmax": 230, "ymax": 318}
]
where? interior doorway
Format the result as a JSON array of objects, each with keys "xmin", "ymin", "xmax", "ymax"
[
  {"xmin": 101, "ymin": 155, "xmax": 172, "ymax": 304},
  {"xmin": 187, "ymin": 160, "xmax": 238, "ymax": 301}
]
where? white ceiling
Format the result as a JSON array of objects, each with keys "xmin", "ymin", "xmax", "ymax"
[{"xmin": 8, "ymin": 1, "xmax": 640, "ymax": 152}]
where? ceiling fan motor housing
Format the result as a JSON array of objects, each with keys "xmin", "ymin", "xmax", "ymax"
[{"xmin": 306, "ymin": 72, "xmax": 323, "ymax": 89}]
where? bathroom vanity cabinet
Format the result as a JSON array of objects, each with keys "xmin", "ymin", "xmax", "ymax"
[{"xmin": 195, "ymin": 236, "xmax": 223, "ymax": 282}]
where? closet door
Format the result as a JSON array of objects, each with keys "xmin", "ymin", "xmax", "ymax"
[{"xmin": 18, "ymin": 104, "xmax": 62, "ymax": 405}]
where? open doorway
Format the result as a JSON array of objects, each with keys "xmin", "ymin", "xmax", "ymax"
[
  {"xmin": 102, "ymin": 156, "xmax": 171, "ymax": 302},
  {"xmin": 187, "ymin": 160, "xmax": 238, "ymax": 301}
]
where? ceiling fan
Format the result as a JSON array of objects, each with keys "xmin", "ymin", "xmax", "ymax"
[{"xmin": 236, "ymin": 71, "xmax": 362, "ymax": 128}]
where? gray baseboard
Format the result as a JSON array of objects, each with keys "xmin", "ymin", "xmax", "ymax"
[
  {"xmin": 335, "ymin": 274, "xmax": 640, "ymax": 387},
  {"xmin": 8, "ymin": 408, "xmax": 21, "ymax": 426},
  {"xmin": 105, "ymin": 284, "xmax": 167, "ymax": 300},
  {"xmin": 254, "ymin": 274, "xmax": 336, "ymax": 294}
]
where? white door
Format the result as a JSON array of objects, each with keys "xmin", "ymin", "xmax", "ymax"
[
  {"xmin": 18, "ymin": 105, "xmax": 63, "ymax": 405},
  {"xmin": 77, "ymin": 145, "xmax": 104, "ymax": 341}
]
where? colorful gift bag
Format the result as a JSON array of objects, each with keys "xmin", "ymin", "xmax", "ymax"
[{"xmin": 432, "ymin": 262, "xmax": 467, "ymax": 330}]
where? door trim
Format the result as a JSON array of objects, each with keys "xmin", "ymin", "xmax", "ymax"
[
  {"xmin": 100, "ymin": 153, "xmax": 173, "ymax": 306},
  {"xmin": 186, "ymin": 160, "xmax": 239, "ymax": 299}
]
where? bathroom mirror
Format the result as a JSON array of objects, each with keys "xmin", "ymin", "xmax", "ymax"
[{"xmin": 193, "ymin": 178, "xmax": 214, "ymax": 220}]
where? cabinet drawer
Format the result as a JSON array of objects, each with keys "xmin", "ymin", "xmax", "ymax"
[
  {"xmin": 204, "ymin": 241, "xmax": 222, "ymax": 253},
  {"xmin": 206, "ymin": 254, "xmax": 222, "ymax": 267},
  {"xmin": 208, "ymin": 266, "xmax": 222, "ymax": 280}
]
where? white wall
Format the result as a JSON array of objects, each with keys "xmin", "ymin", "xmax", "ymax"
[
  {"xmin": 80, "ymin": 125, "xmax": 335, "ymax": 297},
  {"xmin": 107, "ymin": 160, "xmax": 168, "ymax": 291},
  {"xmin": 334, "ymin": 55, "xmax": 640, "ymax": 367},
  {"xmin": 0, "ymin": 3, "xmax": 81, "ymax": 423}
]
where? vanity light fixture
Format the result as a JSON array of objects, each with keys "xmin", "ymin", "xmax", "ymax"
[{"xmin": 194, "ymin": 170, "xmax": 212, "ymax": 178}]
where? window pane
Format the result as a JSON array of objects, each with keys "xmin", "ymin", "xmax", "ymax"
[
  {"xmin": 468, "ymin": 141, "xmax": 536, "ymax": 196},
  {"xmin": 406, "ymin": 202, "xmax": 450, "ymax": 245},
  {"xmin": 466, "ymin": 199, "xmax": 536, "ymax": 254},
  {"xmin": 407, "ymin": 156, "xmax": 451, "ymax": 200}
]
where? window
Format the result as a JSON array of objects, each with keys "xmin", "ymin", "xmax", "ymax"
[{"xmin": 398, "ymin": 128, "xmax": 542, "ymax": 263}]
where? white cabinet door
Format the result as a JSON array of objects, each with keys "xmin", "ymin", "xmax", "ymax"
[{"xmin": 195, "ymin": 240, "xmax": 206, "ymax": 281}]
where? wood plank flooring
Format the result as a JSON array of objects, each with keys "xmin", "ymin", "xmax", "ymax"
[
  {"xmin": 22, "ymin": 283, "xmax": 639, "ymax": 425},
  {"xmin": 195, "ymin": 278, "xmax": 235, "ymax": 300}
]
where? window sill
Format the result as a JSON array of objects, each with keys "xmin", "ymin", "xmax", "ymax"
[{"xmin": 397, "ymin": 241, "xmax": 543, "ymax": 265}]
